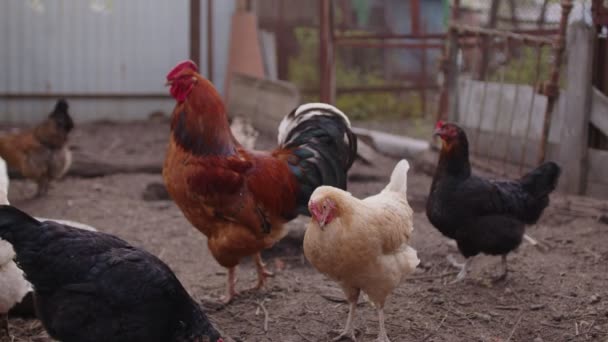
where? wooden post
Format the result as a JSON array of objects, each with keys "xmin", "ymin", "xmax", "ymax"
[
  {"xmin": 558, "ymin": 21, "xmax": 595, "ymax": 194},
  {"xmin": 190, "ymin": 0, "xmax": 201, "ymax": 67},
  {"xmin": 319, "ymin": 0, "xmax": 335, "ymax": 104},
  {"xmin": 206, "ymin": 0, "xmax": 214, "ymax": 82}
]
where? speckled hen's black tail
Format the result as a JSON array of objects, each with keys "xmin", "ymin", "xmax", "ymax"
[
  {"xmin": 519, "ymin": 161, "xmax": 561, "ymax": 223},
  {"xmin": 278, "ymin": 103, "xmax": 357, "ymax": 216}
]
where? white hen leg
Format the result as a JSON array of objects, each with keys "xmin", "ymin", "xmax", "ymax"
[
  {"xmin": 333, "ymin": 301, "xmax": 357, "ymax": 341},
  {"xmin": 376, "ymin": 308, "xmax": 391, "ymax": 342},
  {"xmin": 447, "ymin": 255, "xmax": 472, "ymax": 283}
]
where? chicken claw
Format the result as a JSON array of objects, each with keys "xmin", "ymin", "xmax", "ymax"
[
  {"xmin": 248, "ymin": 253, "xmax": 274, "ymax": 291},
  {"xmin": 332, "ymin": 302, "xmax": 357, "ymax": 341},
  {"xmin": 447, "ymin": 254, "xmax": 472, "ymax": 283}
]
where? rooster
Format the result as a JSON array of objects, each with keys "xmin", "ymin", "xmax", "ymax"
[
  {"xmin": 0, "ymin": 205, "xmax": 223, "ymax": 342},
  {"xmin": 304, "ymin": 160, "xmax": 419, "ymax": 342},
  {"xmin": 0, "ymin": 99, "xmax": 74, "ymax": 197},
  {"xmin": 163, "ymin": 60, "xmax": 357, "ymax": 302},
  {"xmin": 427, "ymin": 121, "xmax": 561, "ymax": 282}
]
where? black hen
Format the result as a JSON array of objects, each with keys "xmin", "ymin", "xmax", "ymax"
[
  {"xmin": 426, "ymin": 122, "xmax": 561, "ymax": 282},
  {"xmin": 0, "ymin": 205, "xmax": 223, "ymax": 342}
]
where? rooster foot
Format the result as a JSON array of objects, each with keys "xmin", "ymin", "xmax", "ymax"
[{"xmin": 247, "ymin": 253, "xmax": 274, "ymax": 291}]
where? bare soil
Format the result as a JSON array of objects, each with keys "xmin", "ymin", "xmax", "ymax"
[{"xmin": 4, "ymin": 119, "xmax": 608, "ymax": 342}]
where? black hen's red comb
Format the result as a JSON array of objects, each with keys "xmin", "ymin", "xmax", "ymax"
[
  {"xmin": 435, "ymin": 120, "xmax": 445, "ymax": 129},
  {"xmin": 166, "ymin": 60, "xmax": 199, "ymax": 80}
]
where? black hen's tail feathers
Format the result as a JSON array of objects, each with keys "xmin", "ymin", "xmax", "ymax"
[
  {"xmin": 520, "ymin": 162, "xmax": 561, "ymax": 198},
  {"xmin": 278, "ymin": 103, "xmax": 357, "ymax": 216},
  {"xmin": 0, "ymin": 205, "xmax": 41, "ymax": 247},
  {"xmin": 519, "ymin": 161, "xmax": 561, "ymax": 223}
]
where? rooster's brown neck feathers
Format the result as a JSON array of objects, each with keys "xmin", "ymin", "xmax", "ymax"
[{"xmin": 170, "ymin": 79, "xmax": 238, "ymax": 156}]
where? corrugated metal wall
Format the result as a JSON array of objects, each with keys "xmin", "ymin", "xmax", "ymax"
[{"xmin": 0, "ymin": 0, "xmax": 235, "ymax": 123}]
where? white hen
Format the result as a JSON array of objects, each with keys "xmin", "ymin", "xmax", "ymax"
[{"xmin": 304, "ymin": 159, "xmax": 419, "ymax": 342}]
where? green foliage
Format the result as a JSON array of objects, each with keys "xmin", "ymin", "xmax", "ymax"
[
  {"xmin": 488, "ymin": 45, "xmax": 556, "ymax": 85},
  {"xmin": 288, "ymin": 27, "xmax": 425, "ymax": 120},
  {"xmin": 486, "ymin": 44, "xmax": 567, "ymax": 90}
]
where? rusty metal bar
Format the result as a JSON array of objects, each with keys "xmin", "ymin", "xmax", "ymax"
[
  {"xmin": 488, "ymin": 38, "xmax": 509, "ymax": 159},
  {"xmin": 435, "ymin": 0, "xmax": 460, "ymax": 123},
  {"xmin": 520, "ymin": 44, "xmax": 543, "ymax": 173},
  {"xmin": 0, "ymin": 93, "xmax": 170, "ymax": 99},
  {"xmin": 410, "ymin": 0, "xmax": 421, "ymax": 34},
  {"xmin": 334, "ymin": 40, "xmax": 444, "ymax": 49},
  {"xmin": 206, "ymin": 0, "xmax": 214, "ymax": 82},
  {"xmin": 331, "ymin": 29, "xmax": 559, "ymax": 43},
  {"xmin": 189, "ymin": 0, "xmax": 201, "ymax": 67},
  {"xmin": 461, "ymin": 33, "xmax": 482, "ymax": 126},
  {"xmin": 319, "ymin": 0, "xmax": 335, "ymax": 103},
  {"xmin": 301, "ymin": 84, "xmax": 439, "ymax": 95},
  {"xmin": 334, "ymin": 32, "xmax": 447, "ymax": 40},
  {"xmin": 451, "ymin": 23, "xmax": 555, "ymax": 45},
  {"xmin": 537, "ymin": 0, "xmax": 574, "ymax": 164}
]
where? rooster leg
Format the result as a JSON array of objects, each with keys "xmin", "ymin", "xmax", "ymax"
[
  {"xmin": 221, "ymin": 267, "xmax": 239, "ymax": 303},
  {"xmin": 375, "ymin": 307, "xmax": 391, "ymax": 342},
  {"xmin": 447, "ymin": 255, "xmax": 472, "ymax": 283},
  {"xmin": 249, "ymin": 253, "xmax": 274, "ymax": 290}
]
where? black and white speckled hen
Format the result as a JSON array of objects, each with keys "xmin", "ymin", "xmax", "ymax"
[
  {"xmin": 0, "ymin": 205, "xmax": 223, "ymax": 342},
  {"xmin": 426, "ymin": 121, "xmax": 561, "ymax": 282}
]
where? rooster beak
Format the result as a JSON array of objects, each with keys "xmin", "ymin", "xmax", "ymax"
[{"xmin": 165, "ymin": 80, "xmax": 173, "ymax": 86}]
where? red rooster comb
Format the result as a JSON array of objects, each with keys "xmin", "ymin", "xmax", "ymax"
[
  {"xmin": 166, "ymin": 60, "xmax": 199, "ymax": 80},
  {"xmin": 435, "ymin": 120, "xmax": 445, "ymax": 129}
]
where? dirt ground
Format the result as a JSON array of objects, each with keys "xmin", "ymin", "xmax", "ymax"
[{"xmin": 4, "ymin": 118, "xmax": 608, "ymax": 342}]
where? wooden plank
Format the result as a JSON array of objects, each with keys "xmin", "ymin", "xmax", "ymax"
[
  {"xmin": 591, "ymin": 87, "xmax": 608, "ymax": 135},
  {"xmin": 586, "ymin": 181, "xmax": 608, "ymax": 200},
  {"xmin": 588, "ymin": 148, "xmax": 608, "ymax": 184},
  {"xmin": 226, "ymin": 73, "xmax": 300, "ymax": 137},
  {"xmin": 557, "ymin": 22, "xmax": 595, "ymax": 194}
]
